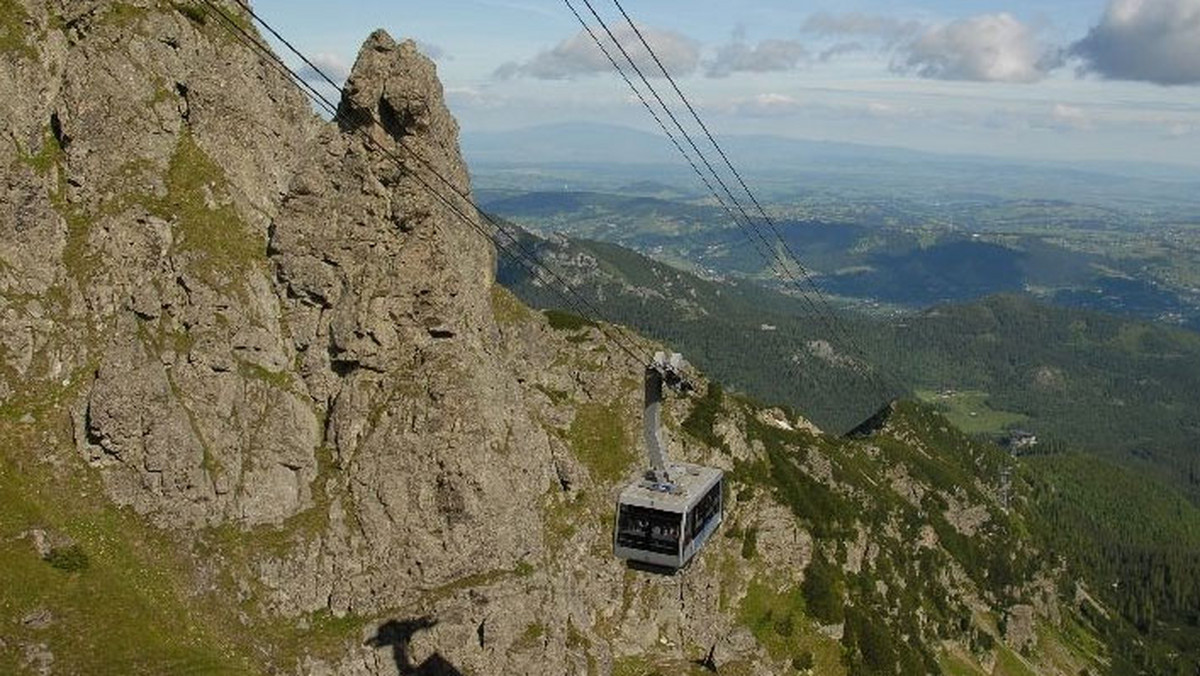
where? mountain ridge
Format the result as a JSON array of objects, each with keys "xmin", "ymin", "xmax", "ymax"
[{"xmin": 463, "ymin": 121, "xmax": 1200, "ymax": 183}]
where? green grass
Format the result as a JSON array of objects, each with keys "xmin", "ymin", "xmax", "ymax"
[
  {"xmin": 20, "ymin": 126, "xmax": 64, "ymax": 175},
  {"xmin": 171, "ymin": 0, "xmax": 254, "ymax": 34},
  {"xmin": 937, "ymin": 650, "xmax": 987, "ymax": 676},
  {"xmin": 0, "ymin": 0, "xmax": 35, "ymax": 58},
  {"xmin": 491, "ymin": 284, "xmax": 534, "ymax": 326},
  {"xmin": 171, "ymin": 1, "xmax": 208, "ymax": 25},
  {"xmin": 566, "ymin": 402, "xmax": 633, "ymax": 483},
  {"xmin": 738, "ymin": 580, "xmax": 846, "ymax": 674},
  {"xmin": 512, "ymin": 621, "xmax": 547, "ymax": 651},
  {"xmin": 915, "ymin": 389, "xmax": 1028, "ymax": 435},
  {"xmin": 993, "ymin": 644, "xmax": 1038, "ymax": 676},
  {"xmin": 1033, "ymin": 615, "xmax": 1108, "ymax": 675},
  {"xmin": 161, "ymin": 131, "xmax": 264, "ymax": 280},
  {"xmin": 541, "ymin": 489, "xmax": 581, "ymax": 550},
  {"xmin": 544, "ymin": 309, "xmax": 596, "ymax": 332},
  {"xmin": 534, "ymin": 383, "xmax": 570, "ymax": 405},
  {"xmin": 237, "ymin": 361, "xmax": 294, "ymax": 390},
  {"xmin": 43, "ymin": 544, "xmax": 90, "ymax": 572},
  {"xmin": 97, "ymin": 130, "xmax": 263, "ymax": 292},
  {"xmin": 101, "ymin": 2, "xmax": 150, "ymax": 28},
  {"xmin": 0, "ymin": 420, "xmax": 261, "ymax": 674},
  {"xmin": 611, "ymin": 655, "xmax": 724, "ymax": 676},
  {"xmin": 612, "ymin": 656, "xmax": 663, "ymax": 676}
]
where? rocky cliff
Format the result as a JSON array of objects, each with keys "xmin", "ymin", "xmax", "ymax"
[{"xmin": 2, "ymin": 3, "xmax": 1114, "ymax": 675}]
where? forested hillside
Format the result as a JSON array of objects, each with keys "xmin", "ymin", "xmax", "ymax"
[
  {"xmin": 498, "ymin": 229, "xmax": 1200, "ymax": 499},
  {"xmin": 1023, "ymin": 454, "xmax": 1200, "ymax": 673}
]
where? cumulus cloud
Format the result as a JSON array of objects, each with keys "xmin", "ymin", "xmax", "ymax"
[
  {"xmin": 706, "ymin": 30, "xmax": 810, "ymax": 78},
  {"xmin": 1072, "ymin": 0, "xmax": 1200, "ymax": 85},
  {"xmin": 299, "ymin": 52, "xmax": 350, "ymax": 84},
  {"xmin": 818, "ymin": 42, "xmax": 865, "ymax": 63},
  {"xmin": 493, "ymin": 24, "xmax": 699, "ymax": 80},
  {"xmin": 801, "ymin": 11, "xmax": 1061, "ymax": 82},
  {"xmin": 896, "ymin": 14, "xmax": 1060, "ymax": 82},
  {"xmin": 802, "ymin": 12, "xmax": 922, "ymax": 43}
]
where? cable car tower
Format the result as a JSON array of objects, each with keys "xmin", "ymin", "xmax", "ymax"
[{"xmin": 614, "ymin": 352, "xmax": 724, "ymax": 569}]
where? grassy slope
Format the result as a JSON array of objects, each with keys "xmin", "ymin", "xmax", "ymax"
[
  {"xmin": 0, "ymin": 404, "xmax": 260, "ymax": 674},
  {"xmin": 915, "ymin": 389, "xmax": 1029, "ymax": 436}
]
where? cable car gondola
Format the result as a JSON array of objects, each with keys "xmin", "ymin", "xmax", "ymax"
[{"xmin": 613, "ymin": 352, "xmax": 724, "ymax": 569}]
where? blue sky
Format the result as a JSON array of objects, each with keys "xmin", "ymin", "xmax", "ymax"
[{"xmin": 254, "ymin": 0, "xmax": 1200, "ymax": 167}]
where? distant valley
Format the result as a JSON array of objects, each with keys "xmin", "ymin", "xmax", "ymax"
[
  {"xmin": 468, "ymin": 124, "xmax": 1200, "ymax": 333},
  {"xmin": 476, "ymin": 193, "xmax": 1200, "ymax": 331}
]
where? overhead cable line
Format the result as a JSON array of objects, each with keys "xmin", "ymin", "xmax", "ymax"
[
  {"xmin": 562, "ymin": 0, "xmax": 864, "ymax": 406},
  {"xmin": 194, "ymin": 0, "xmax": 655, "ymax": 369},
  {"xmin": 562, "ymin": 0, "xmax": 868, "ymax": 406},
  {"xmin": 607, "ymin": 0, "xmax": 909, "ymax": 399},
  {"xmin": 571, "ymin": 0, "xmax": 908, "ymax": 402},
  {"xmin": 567, "ymin": 0, "xmax": 817, "ymax": 314},
  {"xmin": 569, "ymin": 0, "xmax": 892, "ymax": 404}
]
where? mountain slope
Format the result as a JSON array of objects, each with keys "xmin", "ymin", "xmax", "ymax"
[
  {"xmin": 497, "ymin": 229, "xmax": 1200, "ymax": 672},
  {"xmin": 497, "ymin": 230, "xmax": 1200, "ymax": 501}
]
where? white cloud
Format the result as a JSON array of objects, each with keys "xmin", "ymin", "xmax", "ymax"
[
  {"xmin": 801, "ymin": 11, "xmax": 1061, "ymax": 83},
  {"xmin": 706, "ymin": 34, "xmax": 810, "ymax": 78},
  {"xmin": 416, "ymin": 41, "xmax": 450, "ymax": 62},
  {"xmin": 298, "ymin": 52, "xmax": 350, "ymax": 84},
  {"xmin": 896, "ymin": 14, "xmax": 1059, "ymax": 83},
  {"xmin": 493, "ymin": 24, "xmax": 699, "ymax": 80},
  {"xmin": 818, "ymin": 42, "xmax": 865, "ymax": 63},
  {"xmin": 1072, "ymin": 0, "xmax": 1200, "ymax": 85},
  {"xmin": 802, "ymin": 12, "xmax": 922, "ymax": 44}
]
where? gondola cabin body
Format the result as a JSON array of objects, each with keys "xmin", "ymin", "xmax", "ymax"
[{"xmin": 614, "ymin": 462, "xmax": 723, "ymax": 569}]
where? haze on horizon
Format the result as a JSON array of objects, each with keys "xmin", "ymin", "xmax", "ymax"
[{"xmin": 255, "ymin": 0, "xmax": 1200, "ymax": 169}]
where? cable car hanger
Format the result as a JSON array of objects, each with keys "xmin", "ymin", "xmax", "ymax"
[{"xmin": 614, "ymin": 352, "xmax": 724, "ymax": 570}]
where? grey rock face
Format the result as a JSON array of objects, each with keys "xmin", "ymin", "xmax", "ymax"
[
  {"xmin": 2, "ymin": 1, "xmax": 323, "ymax": 528},
  {"xmin": 266, "ymin": 29, "xmax": 552, "ymax": 617},
  {"xmin": 4, "ymin": 0, "xmax": 552, "ymax": 647}
]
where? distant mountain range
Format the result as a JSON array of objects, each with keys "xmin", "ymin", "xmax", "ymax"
[{"xmin": 463, "ymin": 122, "xmax": 1200, "ymax": 208}]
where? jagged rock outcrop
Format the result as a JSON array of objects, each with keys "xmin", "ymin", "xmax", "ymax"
[
  {"xmin": 6, "ymin": 0, "xmax": 554, "ymax": 609},
  {"xmin": 5, "ymin": 3, "xmax": 571, "ymax": 672},
  {"xmin": 264, "ymin": 28, "xmax": 553, "ymax": 616}
]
